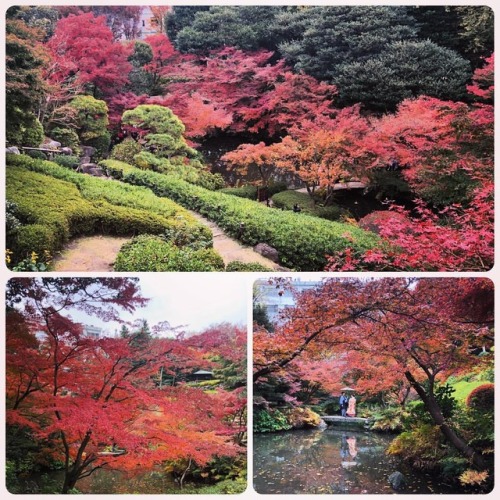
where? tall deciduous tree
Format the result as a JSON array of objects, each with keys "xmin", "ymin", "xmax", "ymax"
[
  {"xmin": 47, "ymin": 12, "xmax": 132, "ymax": 97},
  {"xmin": 6, "ymin": 278, "xmax": 244, "ymax": 493},
  {"xmin": 254, "ymin": 278, "xmax": 492, "ymax": 470}
]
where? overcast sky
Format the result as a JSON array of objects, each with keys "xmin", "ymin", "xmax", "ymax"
[{"xmin": 69, "ymin": 274, "xmax": 249, "ymax": 336}]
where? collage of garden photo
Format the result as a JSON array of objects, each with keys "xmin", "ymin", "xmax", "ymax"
[{"xmin": 2, "ymin": 2, "xmax": 495, "ymax": 496}]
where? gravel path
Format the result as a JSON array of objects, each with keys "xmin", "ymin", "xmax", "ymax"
[
  {"xmin": 51, "ymin": 214, "xmax": 281, "ymax": 271},
  {"xmin": 52, "ymin": 236, "xmax": 130, "ymax": 272},
  {"xmin": 188, "ymin": 211, "xmax": 282, "ymax": 269}
]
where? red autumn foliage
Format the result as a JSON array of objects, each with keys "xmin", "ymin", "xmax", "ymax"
[
  {"xmin": 47, "ymin": 12, "xmax": 132, "ymax": 97},
  {"xmin": 6, "ymin": 279, "xmax": 245, "ymax": 493},
  {"xmin": 254, "ymin": 278, "xmax": 492, "ymax": 468}
]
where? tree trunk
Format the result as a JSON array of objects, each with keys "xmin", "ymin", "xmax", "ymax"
[
  {"xmin": 404, "ymin": 370, "xmax": 486, "ymax": 470},
  {"xmin": 62, "ymin": 468, "xmax": 79, "ymax": 494}
]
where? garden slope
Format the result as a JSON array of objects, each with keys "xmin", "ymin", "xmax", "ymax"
[
  {"xmin": 102, "ymin": 160, "xmax": 380, "ymax": 271},
  {"xmin": 6, "ymin": 155, "xmax": 212, "ymax": 266}
]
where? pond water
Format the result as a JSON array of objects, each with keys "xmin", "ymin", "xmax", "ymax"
[{"xmin": 254, "ymin": 428, "xmax": 459, "ymax": 494}]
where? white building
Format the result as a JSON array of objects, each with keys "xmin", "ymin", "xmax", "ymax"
[
  {"xmin": 83, "ymin": 325, "xmax": 103, "ymax": 339},
  {"xmin": 254, "ymin": 279, "xmax": 320, "ymax": 323}
]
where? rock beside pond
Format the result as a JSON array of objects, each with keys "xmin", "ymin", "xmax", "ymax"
[
  {"xmin": 254, "ymin": 243, "xmax": 279, "ymax": 263},
  {"xmin": 45, "ymin": 140, "xmax": 61, "ymax": 149},
  {"xmin": 388, "ymin": 471, "xmax": 406, "ymax": 491},
  {"xmin": 6, "ymin": 146, "xmax": 20, "ymax": 154},
  {"xmin": 60, "ymin": 147, "xmax": 73, "ymax": 155}
]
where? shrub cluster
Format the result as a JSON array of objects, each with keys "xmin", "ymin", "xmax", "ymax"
[
  {"xmin": 466, "ymin": 384, "xmax": 494, "ymax": 411},
  {"xmin": 131, "ymin": 151, "xmax": 225, "ymax": 190},
  {"xmin": 114, "ymin": 235, "xmax": 224, "ymax": 271},
  {"xmin": 101, "ymin": 160, "xmax": 379, "ymax": 271},
  {"xmin": 53, "ymin": 155, "xmax": 80, "ymax": 170},
  {"xmin": 225, "ymin": 261, "xmax": 272, "ymax": 272},
  {"xmin": 253, "ymin": 409, "xmax": 292, "ymax": 433},
  {"xmin": 6, "ymin": 155, "xmax": 213, "ymax": 267}
]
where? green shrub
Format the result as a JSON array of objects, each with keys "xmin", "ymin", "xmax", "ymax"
[
  {"xmin": 225, "ymin": 261, "xmax": 272, "ymax": 272},
  {"xmin": 85, "ymin": 130, "xmax": 111, "ymax": 158},
  {"xmin": 271, "ymin": 190, "xmax": 346, "ymax": 221},
  {"xmin": 133, "ymin": 150, "xmax": 164, "ymax": 170},
  {"xmin": 197, "ymin": 170, "xmax": 226, "ymax": 191},
  {"xmin": 101, "ymin": 159, "xmax": 379, "ymax": 271},
  {"xmin": 114, "ymin": 235, "xmax": 224, "ymax": 271},
  {"xmin": 370, "ymin": 406, "xmax": 408, "ymax": 433},
  {"xmin": 220, "ymin": 185, "xmax": 258, "ymax": 199},
  {"xmin": 6, "ymin": 200, "xmax": 22, "ymax": 236},
  {"xmin": 111, "ymin": 138, "xmax": 143, "ymax": 164},
  {"xmin": 6, "ymin": 155, "xmax": 212, "ymax": 268},
  {"xmin": 267, "ymin": 181, "xmax": 288, "ymax": 197},
  {"xmin": 25, "ymin": 149, "xmax": 47, "ymax": 160},
  {"xmin": 50, "ymin": 127, "xmax": 80, "ymax": 152},
  {"xmin": 53, "ymin": 155, "xmax": 79, "ymax": 169},
  {"xmin": 254, "ymin": 409, "xmax": 292, "ymax": 433},
  {"xmin": 387, "ymin": 423, "xmax": 445, "ymax": 465},
  {"xmin": 21, "ymin": 117, "xmax": 44, "ymax": 147}
]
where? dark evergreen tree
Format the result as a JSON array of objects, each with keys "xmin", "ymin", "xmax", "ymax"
[
  {"xmin": 278, "ymin": 6, "xmax": 419, "ymax": 83},
  {"xmin": 455, "ymin": 6, "xmax": 494, "ymax": 68},
  {"xmin": 5, "ymin": 10, "xmax": 48, "ymax": 145},
  {"xmin": 253, "ymin": 303, "xmax": 274, "ymax": 333},
  {"xmin": 336, "ymin": 40, "xmax": 471, "ymax": 110},
  {"xmin": 166, "ymin": 6, "xmax": 210, "ymax": 43},
  {"xmin": 126, "ymin": 40, "xmax": 155, "ymax": 95},
  {"xmin": 173, "ymin": 6, "xmax": 285, "ymax": 53}
]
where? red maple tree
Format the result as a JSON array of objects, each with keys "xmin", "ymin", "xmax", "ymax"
[
  {"xmin": 6, "ymin": 279, "xmax": 245, "ymax": 493},
  {"xmin": 254, "ymin": 278, "xmax": 492, "ymax": 470},
  {"xmin": 47, "ymin": 12, "xmax": 132, "ymax": 97}
]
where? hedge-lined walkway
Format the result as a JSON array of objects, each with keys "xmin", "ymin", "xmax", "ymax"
[
  {"xmin": 52, "ymin": 235, "xmax": 130, "ymax": 271},
  {"xmin": 188, "ymin": 211, "xmax": 282, "ymax": 269}
]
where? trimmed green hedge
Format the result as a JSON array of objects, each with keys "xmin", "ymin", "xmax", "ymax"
[
  {"xmin": 271, "ymin": 190, "xmax": 349, "ymax": 221},
  {"xmin": 220, "ymin": 185, "xmax": 258, "ymax": 200},
  {"xmin": 114, "ymin": 235, "xmax": 225, "ymax": 271},
  {"xmin": 225, "ymin": 261, "xmax": 272, "ymax": 272},
  {"xmin": 101, "ymin": 160, "xmax": 379, "ymax": 271},
  {"xmin": 6, "ymin": 155, "xmax": 213, "ymax": 266}
]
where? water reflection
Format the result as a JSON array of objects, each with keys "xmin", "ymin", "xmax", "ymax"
[{"xmin": 254, "ymin": 428, "xmax": 456, "ymax": 494}]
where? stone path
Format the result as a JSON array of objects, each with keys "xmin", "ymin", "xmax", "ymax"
[
  {"xmin": 188, "ymin": 211, "xmax": 282, "ymax": 269},
  {"xmin": 51, "ymin": 213, "xmax": 281, "ymax": 271},
  {"xmin": 52, "ymin": 235, "xmax": 130, "ymax": 272}
]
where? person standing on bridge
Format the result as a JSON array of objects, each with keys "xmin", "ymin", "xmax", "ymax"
[
  {"xmin": 339, "ymin": 392, "xmax": 348, "ymax": 417},
  {"xmin": 347, "ymin": 394, "xmax": 357, "ymax": 417}
]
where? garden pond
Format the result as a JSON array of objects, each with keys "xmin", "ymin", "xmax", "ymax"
[{"xmin": 254, "ymin": 428, "xmax": 462, "ymax": 494}]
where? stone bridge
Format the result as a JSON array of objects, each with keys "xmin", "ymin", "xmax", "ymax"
[{"xmin": 321, "ymin": 415, "xmax": 372, "ymax": 429}]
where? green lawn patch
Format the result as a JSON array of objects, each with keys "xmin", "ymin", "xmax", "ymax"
[{"xmin": 271, "ymin": 190, "xmax": 349, "ymax": 221}]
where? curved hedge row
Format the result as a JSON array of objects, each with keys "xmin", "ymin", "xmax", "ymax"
[
  {"xmin": 101, "ymin": 160, "xmax": 379, "ymax": 271},
  {"xmin": 6, "ymin": 155, "xmax": 213, "ymax": 267}
]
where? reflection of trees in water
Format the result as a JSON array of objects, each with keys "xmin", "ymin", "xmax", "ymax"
[{"xmin": 254, "ymin": 429, "xmax": 399, "ymax": 494}]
